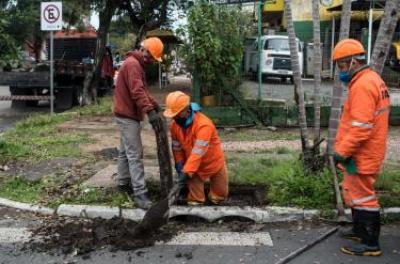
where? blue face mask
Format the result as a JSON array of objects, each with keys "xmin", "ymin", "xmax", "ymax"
[{"xmin": 339, "ymin": 71, "xmax": 351, "ymax": 84}]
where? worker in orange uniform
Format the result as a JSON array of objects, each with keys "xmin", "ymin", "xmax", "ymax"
[
  {"xmin": 332, "ymin": 39, "xmax": 390, "ymax": 257},
  {"xmin": 163, "ymin": 91, "xmax": 228, "ymax": 206}
]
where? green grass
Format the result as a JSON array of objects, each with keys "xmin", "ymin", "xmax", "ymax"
[
  {"xmin": 227, "ymin": 152, "xmax": 400, "ymax": 209},
  {"xmin": 226, "ymin": 153, "xmax": 335, "ymax": 209},
  {"xmin": 0, "ymin": 177, "xmax": 44, "ymax": 203},
  {"xmin": 0, "ymin": 97, "xmax": 113, "ymax": 163}
]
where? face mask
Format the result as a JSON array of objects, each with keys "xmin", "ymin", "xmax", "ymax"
[
  {"xmin": 175, "ymin": 116, "xmax": 188, "ymax": 127},
  {"xmin": 339, "ymin": 71, "xmax": 351, "ymax": 84}
]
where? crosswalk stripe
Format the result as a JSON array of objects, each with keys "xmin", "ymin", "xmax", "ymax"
[
  {"xmin": 0, "ymin": 227, "xmax": 31, "ymax": 243},
  {"xmin": 158, "ymin": 232, "xmax": 273, "ymax": 247}
]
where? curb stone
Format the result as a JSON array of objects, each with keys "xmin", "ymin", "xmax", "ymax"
[
  {"xmin": 0, "ymin": 197, "xmax": 400, "ymax": 222},
  {"xmin": 0, "ymin": 197, "xmax": 55, "ymax": 215}
]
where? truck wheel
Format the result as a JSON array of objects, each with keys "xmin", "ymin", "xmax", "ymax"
[
  {"xmin": 10, "ymin": 87, "xmax": 26, "ymax": 108},
  {"xmin": 55, "ymin": 89, "xmax": 73, "ymax": 111}
]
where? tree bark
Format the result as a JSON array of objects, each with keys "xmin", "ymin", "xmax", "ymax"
[
  {"xmin": 370, "ymin": 0, "xmax": 399, "ymax": 74},
  {"xmin": 312, "ymin": 0, "xmax": 322, "ymax": 150},
  {"xmin": 83, "ymin": 0, "xmax": 117, "ymax": 105},
  {"xmin": 326, "ymin": 0, "xmax": 352, "ymax": 155},
  {"xmin": 284, "ymin": 0, "xmax": 310, "ymax": 157}
]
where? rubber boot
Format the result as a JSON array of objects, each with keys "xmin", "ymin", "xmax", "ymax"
[
  {"xmin": 341, "ymin": 209, "xmax": 381, "ymax": 257},
  {"xmin": 339, "ymin": 208, "xmax": 362, "ymax": 242}
]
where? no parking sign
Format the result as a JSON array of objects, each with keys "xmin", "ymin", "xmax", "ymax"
[{"xmin": 41, "ymin": 2, "xmax": 62, "ymax": 31}]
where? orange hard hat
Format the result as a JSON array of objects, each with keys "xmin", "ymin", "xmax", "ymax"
[
  {"xmin": 163, "ymin": 91, "xmax": 190, "ymax": 118},
  {"xmin": 332, "ymin": 39, "xmax": 365, "ymax": 61},
  {"xmin": 142, "ymin": 37, "xmax": 164, "ymax": 62}
]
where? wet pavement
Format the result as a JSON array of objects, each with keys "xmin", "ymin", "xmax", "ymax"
[
  {"xmin": 0, "ymin": 206, "xmax": 399, "ymax": 264},
  {"xmin": 0, "ymin": 86, "xmax": 47, "ymax": 132}
]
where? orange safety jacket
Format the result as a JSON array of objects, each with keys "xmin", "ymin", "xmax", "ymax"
[
  {"xmin": 335, "ymin": 67, "xmax": 390, "ymax": 174},
  {"xmin": 170, "ymin": 112, "xmax": 225, "ymax": 180}
]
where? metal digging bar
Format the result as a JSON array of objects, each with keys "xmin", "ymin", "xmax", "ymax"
[{"xmin": 153, "ymin": 116, "xmax": 173, "ymax": 197}]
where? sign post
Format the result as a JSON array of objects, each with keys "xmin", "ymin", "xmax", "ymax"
[{"xmin": 41, "ymin": 2, "xmax": 62, "ymax": 115}]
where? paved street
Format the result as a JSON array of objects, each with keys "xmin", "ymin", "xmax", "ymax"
[
  {"xmin": 0, "ymin": 206, "xmax": 399, "ymax": 264},
  {"xmin": 0, "ymin": 86, "xmax": 46, "ymax": 132}
]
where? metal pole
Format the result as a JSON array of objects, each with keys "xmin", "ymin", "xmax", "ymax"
[
  {"xmin": 50, "ymin": 30, "xmax": 54, "ymax": 115},
  {"xmin": 330, "ymin": 16, "xmax": 335, "ymax": 78},
  {"xmin": 257, "ymin": 0, "xmax": 262, "ymax": 101},
  {"xmin": 367, "ymin": 3, "xmax": 373, "ymax": 64}
]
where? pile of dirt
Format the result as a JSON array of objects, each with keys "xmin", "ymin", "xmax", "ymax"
[{"xmin": 26, "ymin": 217, "xmax": 180, "ymax": 255}]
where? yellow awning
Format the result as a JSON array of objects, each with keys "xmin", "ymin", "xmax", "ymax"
[{"xmin": 263, "ymin": 0, "xmax": 284, "ymax": 12}]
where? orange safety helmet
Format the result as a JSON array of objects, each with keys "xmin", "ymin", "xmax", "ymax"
[
  {"xmin": 163, "ymin": 91, "xmax": 190, "ymax": 118},
  {"xmin": 142, "ymin": 37, "xmax": 164, "ymax": 62},
  {"xmin": 332, "ymin": 39, "xmax": 365, "ymax": 61}
]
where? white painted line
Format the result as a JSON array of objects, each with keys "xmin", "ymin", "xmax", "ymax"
[
  {"xmin": 0, "ymin": 227, "xmax": 31, "ymax": 243},
  {"xmin": 158, "ymin": 232, "xmax": 273, "ymax": 247}
]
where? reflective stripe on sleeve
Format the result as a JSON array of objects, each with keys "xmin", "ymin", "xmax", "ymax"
[
  {"xmin": 374, "ymin": 106, "xmax": 390, "ymax": 116},
  {"xmin": 192, "ymin": 148, "xmax": 205, "ymax": 155},
  {"xmin": 351, "ymin": 121, "xmax": 373, "ymax": 129},
  {"xmin": 194, "ymin": 139, "xmax": 209, "ymax": 147},
  {"xmin": 172, "ymin": 140, "xmax": 182, "ymax": 151}
]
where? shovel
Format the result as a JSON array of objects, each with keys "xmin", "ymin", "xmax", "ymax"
[{"xmin": 130, "ymin": 184, "xmax": 181, "ymax": 236}]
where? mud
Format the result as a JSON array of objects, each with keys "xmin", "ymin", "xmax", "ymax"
[{"xmin": 26, "ymin": 216, "xmax": 180, "ymax": 255}]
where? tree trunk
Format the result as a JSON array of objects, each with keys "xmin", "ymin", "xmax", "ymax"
[
  {"xmin": 370, "ymin": 0, "xmax": 399, "ymax": 74},
  {"xmin": 326, "ymin": 0, "xmax": 352, "ymax": 155},
  {"xmin": 83, "ymin": 0, "xmax": 117, "ymax": 105},
  {"xmin": 284, "ymin": 0, "xmax": 311, "ymax": 160},
  {"xmin": 312, "ymin": 0, "xmax": 322, "ymax": 150}
]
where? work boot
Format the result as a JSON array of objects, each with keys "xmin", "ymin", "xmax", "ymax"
[
  {"xmin": 133, "ymin": 192, "xmax": 152, "ymax": 210},
  {"xmin": 341, "ymin": 243, "xmax": 381, "ymax": 256},
  {"xmin": 339, "ymin": 209, "xmax": 362, "ymax": 242},
  {"xmin": 117, "ymin": 183, "xmax": 133, "ymax": 195},
  {"xmin": 341, "ymin": 209, "xmax": 381, "ymax": 257}
]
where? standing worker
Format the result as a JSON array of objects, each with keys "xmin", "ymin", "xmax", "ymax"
[
  {"xmin": 332, "ymin": 39, "xmax": 390, "ymax": 256},
  {"xmin": 113, "ymin": 37, "xmax": 164, "ymax": 209},
  {"xmin": 163, "ymin": 91, "xmax": 228, "ymax": 205}
]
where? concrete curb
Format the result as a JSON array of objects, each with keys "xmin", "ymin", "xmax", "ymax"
[
  {"xmin": 0, "ymin": 197, "xmax": 399, "ymax": 222},
  {"xmin": 0, "ymin": 197, "xmax": 55, "ymax": 215}
]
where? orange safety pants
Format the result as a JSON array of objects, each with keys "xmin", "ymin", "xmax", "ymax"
[
  {"xmin": 341, "ymin": 171, "xmax": 380, "ymax": 211},
  {"xmin": 187, "ymin": 165, "xmax": 229, "ymax": 204}
]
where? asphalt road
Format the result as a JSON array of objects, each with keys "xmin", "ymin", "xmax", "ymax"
[
  {"xmin": 0, "ymin": 86, "xmax": 46, "ymax": 132},
  {"xmin": 0, "ymin": 206, "xmax": 399, "ymax": 264}
]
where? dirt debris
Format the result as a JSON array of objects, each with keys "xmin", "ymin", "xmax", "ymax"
[{"xmin": 25, "ymin": 216, "xmax": 180, "ymax": 255}]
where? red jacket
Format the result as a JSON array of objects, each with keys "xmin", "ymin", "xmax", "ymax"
[
  {"xmin": 171, "ymin": 112, "xmax": 225, "ymax": 180},
  {"xmin": 335, "ymin": 67, "xmax": 390, "ymax": 174},
  {"xmin": 113, "ymin": 51, "xmax": 157, "ymax": 121}
]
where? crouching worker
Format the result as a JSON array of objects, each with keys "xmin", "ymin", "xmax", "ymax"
[{"xmin": 163, "ymin": 91, "xmax": 228, "ymax": 206}]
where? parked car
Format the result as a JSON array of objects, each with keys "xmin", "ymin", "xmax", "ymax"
[{"xmin": 245, "ymin": 35, "xmax": 304, "ymax": 83}]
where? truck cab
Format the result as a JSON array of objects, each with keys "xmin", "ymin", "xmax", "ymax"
[{"xmin": 247, "ymin": 35, "xmax": 303, "ymax": 82}]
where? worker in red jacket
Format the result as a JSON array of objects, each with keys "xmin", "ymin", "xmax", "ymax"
[
  {"xmin": 163, "ymin": 91, "xmax": 228, "ymax": 205},
  {"xmin": 332, "ymin": 39, "xmax": 390, "ymax": 257},
  {"xmin": 113, "ymin": 37, "xmax": 164, "ymax": 209}
]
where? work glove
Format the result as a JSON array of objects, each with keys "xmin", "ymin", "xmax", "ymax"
[
  {"xmin": 147, "ymin": 110, "xmax": 161, "ymax": 130},
  {"xmin": 333, "ymin": 152, "xmax": 358, "ymax": 175},
  {"xmin": 178, "ymin": 172, "xmax": 189, "ymax": 188}
]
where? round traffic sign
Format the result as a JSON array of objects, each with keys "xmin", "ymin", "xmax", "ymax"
[{"xmin": 43, "ymin": 4, "xmax": 60, "ymax": 24}]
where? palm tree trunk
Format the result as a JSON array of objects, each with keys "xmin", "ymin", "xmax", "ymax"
[
  {"xmin": 370, "ymin": 0, "xmax": 400, "ymax": 74},
  {"xmin": 326, "ymin": 0, "xmax": 352, "ymax": 155},
  {"xmin": 312, "ymin": 0, "xmax": 322, "ymax": 150},
  {"xmin": 284, "ymin": 0, "xmax": 310, "ymax": 155}
]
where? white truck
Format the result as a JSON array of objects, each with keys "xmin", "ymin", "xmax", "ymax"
[{"xmin": 245, "ymin": 35, "xmax": 303, "ymax": 83}]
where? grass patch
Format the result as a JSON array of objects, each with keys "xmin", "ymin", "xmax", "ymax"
[
  {"xmin": 227, "ymin": 153, "xmax": 335, "ymax": 209},
  {"xmin": 0, "ymin": 177, "xmax": 44, "ymax": 203},
  {"xmin": 218, "ymin": 128, "xmax": 299, "ymax": 141},
  {"xmin": 0, "ymin": 97, "xmax": 114, "ymax": 163}
]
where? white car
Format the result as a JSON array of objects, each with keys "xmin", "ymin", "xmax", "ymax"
[{"xmin": 246, "ymin": 35, "xmax": 303, "ymax": 82}]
